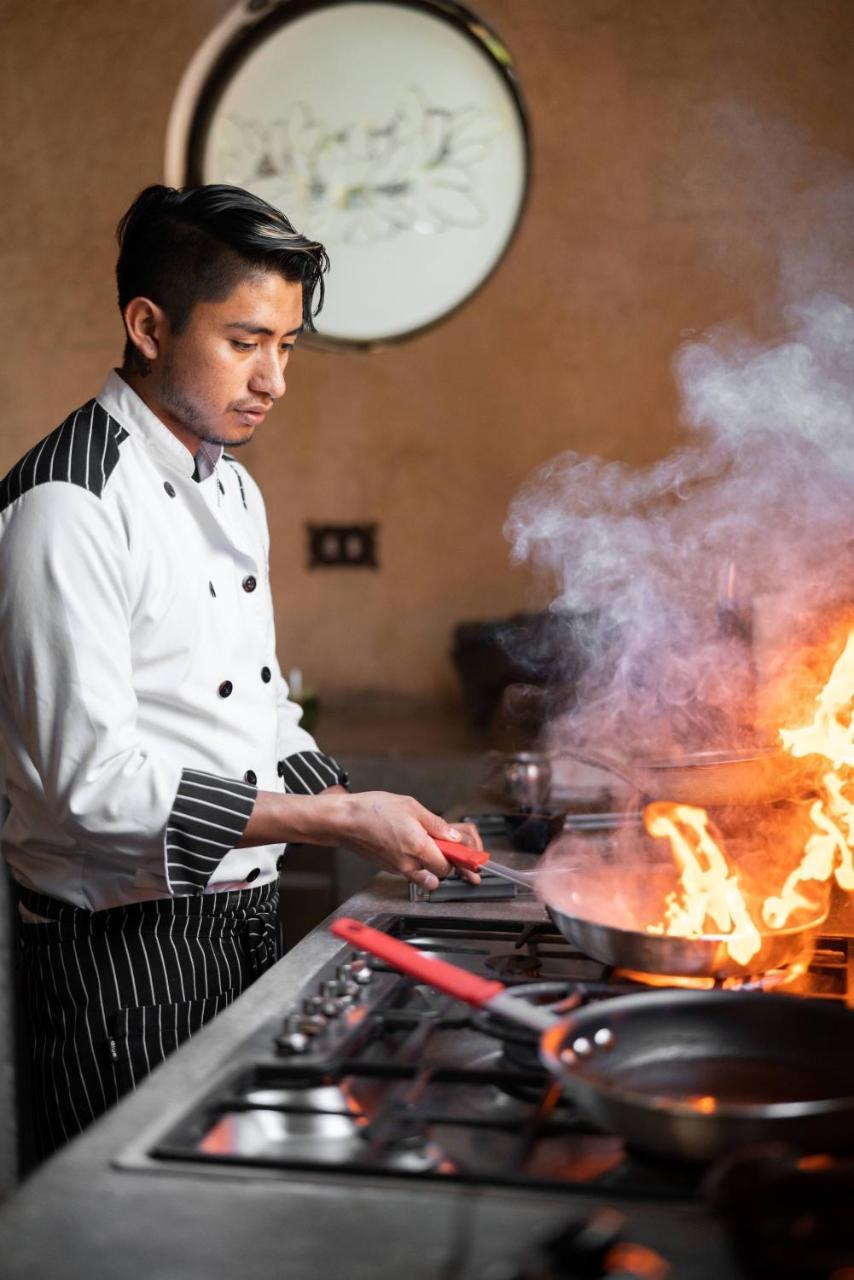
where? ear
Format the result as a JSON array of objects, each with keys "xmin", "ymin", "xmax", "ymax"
[{"xmin": 123, "ymin": 297, "xmax": 168, "ymax": 364}]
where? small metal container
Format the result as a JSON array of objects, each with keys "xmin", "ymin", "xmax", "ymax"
[{"xmin": 502, "ymin": 752, "xmax": 552, "ymax": 810}]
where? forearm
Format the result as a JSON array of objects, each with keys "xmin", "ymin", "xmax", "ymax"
[
  {"xmin": 238, "ymin": 787, "xmax": 481, "ymax": 890},
  {"xmin": 238, "ymin": 787, "xmax": 351, "ymax": 848}
]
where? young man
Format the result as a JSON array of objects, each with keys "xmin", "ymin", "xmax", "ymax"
[{"xmin": 0, "ymin": 184, "xmax": 476, "ymax": 1157}]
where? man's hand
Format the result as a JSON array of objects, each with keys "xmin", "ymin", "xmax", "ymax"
[
  {"xmin": 333, "ymin": 792, "xmax": 485, "ymax": 890},
  {"xmin": 241, "ymin": 789, "xmax": 482, "ymax": 890}
]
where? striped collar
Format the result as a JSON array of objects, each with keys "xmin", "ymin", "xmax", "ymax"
[{"xmin": 96, "ymin": 370, "xmax": 223, "ymax": 481}]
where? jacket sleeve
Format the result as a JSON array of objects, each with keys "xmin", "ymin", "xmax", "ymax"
[{"xmin": 0, "ymin": 484, "xmax": 256, "ymax": 893}]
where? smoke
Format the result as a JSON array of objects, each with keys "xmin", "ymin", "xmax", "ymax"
[{"xmin": 505, "ymin": 109, "xmax": 854, "ymax": 761}]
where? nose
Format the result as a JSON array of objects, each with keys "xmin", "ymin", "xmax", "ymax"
[{"xmin": 249, "ymin": 350, "xmax": 286, "ymax": 401}]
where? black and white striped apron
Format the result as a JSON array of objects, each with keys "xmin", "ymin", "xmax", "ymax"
[{"xmin": 15, "ymin": 880, "xmax": 279, "ymax": 1159}]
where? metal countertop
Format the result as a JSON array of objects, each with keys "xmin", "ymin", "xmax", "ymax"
[{"xmin": 0, "ymin": 865, "xmax": 826, "ymax": 1280}]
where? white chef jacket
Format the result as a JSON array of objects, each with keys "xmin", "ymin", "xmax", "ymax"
[{"xmin": 0, "ymin": 371, "xmax": 346, "ymax": 911}]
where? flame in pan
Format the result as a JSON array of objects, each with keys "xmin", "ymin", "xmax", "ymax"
[
  {"xmin": 774, "ymin": 630, "xmax": 854, "ymax": 918},
  {"xmin": 643, "ymin": 803, "xmax": 762, "ymax": 964},
  {"xmin": 645, "ymin": 626, "xmax": 854, "ymax": 962}
]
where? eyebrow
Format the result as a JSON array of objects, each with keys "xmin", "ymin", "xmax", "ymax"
[{"xmin": 224, "ymin": 321, "xmax": 304, "ymax": 337}]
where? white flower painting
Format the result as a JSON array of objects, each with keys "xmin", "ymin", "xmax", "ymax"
[{"xmin": 213, "ymin": 89, "xmax": 503, "ymax": 247}]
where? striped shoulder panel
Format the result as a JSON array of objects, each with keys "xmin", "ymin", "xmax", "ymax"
[{"xmin": 0, "ymin": 400, "xmax": 129, "ymax": 515}]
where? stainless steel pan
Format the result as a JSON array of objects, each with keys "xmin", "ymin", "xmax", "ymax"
[
  {"xmin": 545, "ymin": 896, "xmax": 824, "ymax": 980},
  {"xmin": 434, "ymin": 839, "xmax": 827, "ymax": 981},
  {"xmin": 332, "ymin": 917, "xmax": 854, "ymax": 1162}
]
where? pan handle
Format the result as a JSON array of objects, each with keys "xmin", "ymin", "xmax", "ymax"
[
  {"xmin": 433, "ymin": 839, "xmax": 537, "ymax": 890},
  {"xmin": 331, "ymin": 917, "xmax": 507, "ymax": 1008},
  {"xmin": 433, "ymin": 838, "xmax": 488, "ymax": 872}
]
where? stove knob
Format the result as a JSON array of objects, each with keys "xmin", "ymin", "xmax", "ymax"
[
  {"xmin": 336, "ymin": 964, "xmax": 362, "ymax": 998},
  {"xmin": 351, "ymin": 952, "xmax": 373, "ymax": 984},
  {"xmin": 318, "ymin": 979, "xmax": 345, "ymax": 1017},
  {"xmin": 300, "ymin": 1013, "xmax": 328, "ymax": 1036},
  {"xmin": 276, "ymin": 1014, "xmax": 310, "ymax": 1055},
  {"xmin": 322, "ymin": 978, "xmax": 354, "ymax": 1008},
  {"xmin": 278, "ymin": 1033, "xmax": 310, "ymax": 1055},
  {"xmin": 289, "ymin": 1002, "xmax": 328, "ymax": 1036}
]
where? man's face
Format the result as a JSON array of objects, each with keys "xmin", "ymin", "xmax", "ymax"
[{"xmin": 151, "ymin": 272, "xmax": 304, "ymax": 454}]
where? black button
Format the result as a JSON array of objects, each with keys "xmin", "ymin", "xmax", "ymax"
[
  {"xmin": 244, "ymin": 769, "xmax": 257, "ymax": 785},
  {"xmin": 163, "ymin": 481, "xmax": 176, "ymax": 498},
  {"xmin": 209, "ymin": 582, "xmax": 217, "ymax": 598},
  {"xmin": 261, "ymin": 666, "xmax": 271, "ymax": 683},
  {"xmin": 218, "ymin": 680, "xmax": 233, "ymax": 698},
  {"xmin": 277, "ymin": 760, "xmax": 285, "ymax": 778},
  {"xmin": 245, "ymin": 868, "xmax": 260, "ymax": 883},
  {"xmin": 218, "ymin": 479, "xmax": 225, "ymax": 495},
  {"xmin": 242, "ymin": 575, "xmax": 257, "ymax": 593},
  {"xmin": 339, "ymin": 771, "xmax": 350, "ymax": 788}
]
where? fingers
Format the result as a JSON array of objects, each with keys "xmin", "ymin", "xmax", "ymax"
[
  {"xmin": 404, "ymin": 801, "xmax": 463, "ymax": 880},
  {"xmin": 411, "ymin": 837, "xmax": 453, "ymax": 881},
  {"xmin": 449, "ymin": 821, "xmax": 483, "ymax": 851},
  {"xmin": 409, "ymin": 806, "xmax": 484, "ymax": 886},
  {"xmin": 415, "ymin": 802, "xmax": 468, "ymax": 846},
  {"xmin": 407, "ymin": 858, "xmax": 479, "ymax": 891},
  {"xmin": 438, "ymin": 821, "xmax": 482, "ymax": 883},
  {"xmin": 341, "ymin": 792, "xmax": 485, "ymax": 890},
  {"xmin": 410, "ymin": 867, "xmax": 441, "ymax": 892}
]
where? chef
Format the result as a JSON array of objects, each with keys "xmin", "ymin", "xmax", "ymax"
[{"xmin": 0, "ymin": 182, "xmax": 477, "ymax": 1158}]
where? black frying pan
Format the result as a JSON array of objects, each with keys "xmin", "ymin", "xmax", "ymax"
[{"xmin": 332, "ymin": 917, "xmax": 854, "ymax": 1162}]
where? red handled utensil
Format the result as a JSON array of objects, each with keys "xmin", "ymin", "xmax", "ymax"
[
  {"xmin": 331, "ymin": 917, "xmax": 555, "ymax": 1032},
  {"xmin": 432, "ymin": 837, "xmax": 537, "ymax": 891}
]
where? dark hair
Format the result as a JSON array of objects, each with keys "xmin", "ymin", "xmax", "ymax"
[{"xmin": 116, "ymin": 184, "xmax": 329, "ymax": 369}]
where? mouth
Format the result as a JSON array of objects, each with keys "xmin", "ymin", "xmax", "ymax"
[{"xmin": 234, "ymin": 406, "xmax": 269, "ymax": 425}]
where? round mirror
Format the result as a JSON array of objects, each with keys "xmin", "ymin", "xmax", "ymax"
[{"xmin": 165, "ymin": 0, "xmax": 530, "ymax": 348}]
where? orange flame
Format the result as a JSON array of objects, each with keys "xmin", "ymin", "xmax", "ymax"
[
  {"xmin": 780, "ymin": 630, "xmax": 854, "ymax": 770},
  {"xmin": 644, "ymin": 626, "xmax": 854, "ymax": 963},
  {"xmin": 643, "ymin": 803, "xmax": 762, "ymax": 964},
  {"xmin": 773, "ymin": 630, "xmax": 854, "ymax": 922}
]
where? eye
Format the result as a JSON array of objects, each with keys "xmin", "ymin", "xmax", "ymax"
[
  {"xmin": 231, "ymin": 340, "xmax": 256, "ymax": 352},
  {"xmin": 281, "ymin": 344, "xmax": 295, "ymax": 355}
]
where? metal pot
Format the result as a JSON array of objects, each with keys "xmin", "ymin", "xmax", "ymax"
[{"xmin": 483, "ymin": 750, "xmax": 553, "ymax": 810}]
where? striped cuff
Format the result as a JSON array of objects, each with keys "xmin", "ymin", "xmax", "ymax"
[
  {"xmin": 165, "ymin": 768, "xmax": 257, "ymax": 893},
  {"xmin": 278, "ymin": 750, "xmax": 350, "ymax": 795}
]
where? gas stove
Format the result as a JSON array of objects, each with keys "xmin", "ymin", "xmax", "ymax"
[{"xmin": 123, "ymin": 914, "xmax": 854, "ymax": 1198}]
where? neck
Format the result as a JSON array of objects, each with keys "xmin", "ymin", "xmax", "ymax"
[{"xmin": 118, "ymin": 366, "xmax": 199, "ymax": 458}]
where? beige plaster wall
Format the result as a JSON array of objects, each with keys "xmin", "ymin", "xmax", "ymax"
[{"xmin": 2, "ymin": 0, "xmax": 854, "ymax": 706}]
